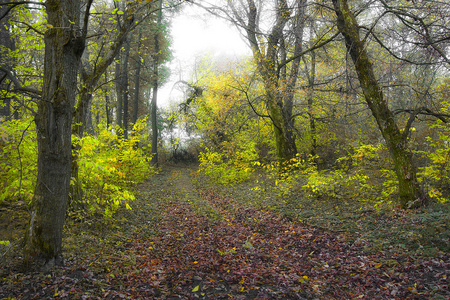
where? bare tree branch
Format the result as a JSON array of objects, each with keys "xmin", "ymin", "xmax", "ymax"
[{"xmin": 0, "ymin": 66, "xmax": 41, "ymax": 96}]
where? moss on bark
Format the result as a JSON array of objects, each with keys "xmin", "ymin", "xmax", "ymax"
[{"xmin": 332, "ymin": 0, "xmax": 425, "ymax": 208}]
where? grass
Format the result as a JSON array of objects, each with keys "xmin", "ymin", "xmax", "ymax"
[{"xmin": 196, "ymin": 169, "xmax": 449, "ymax": 258}]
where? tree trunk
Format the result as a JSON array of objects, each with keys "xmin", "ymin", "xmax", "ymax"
[
  {"xmin": 151, "ymin": 85, "xmax": 158, "ymax": 165},
  {"xmin": 115, "ymin": 57, "xmax": 123, "ymax": 128},
  {"xmin": 332, "ymin": 0, "xmax": 425, "ymax": 208},
  {"xmin": 151, "ymin": 0, "xmax": 162, "ymax": 166},
  {"xmin": 105, "ymin": 72, "xmax": 111, "ymax": 127},
  {"xmin": 265, "ymin": 89, "xmax": 296, "ymax": 161},
  {"xmin": 132, "ymin": 30, "xmax": 142, "ymax": 125},
  {"xmin": 26, "ymin": 0, "xmax": 84, "ymax": 267},
  {"xmin": 305, "ymin": 49, "xmax": 317, "ymax": 156},
  {"xmin": 240, "ymin": 0, "xmax": 306, "ymax": 161},
  {"xmin": 0, "ymin": 0, "xmax": 14, "ymax": 119},
  {"xmin": 121, "ymin": 37, "xmax": 131, "ymax": 139}
]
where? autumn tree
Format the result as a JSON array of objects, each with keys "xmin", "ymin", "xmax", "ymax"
[
  {"xmin": 331, "ymin": 0, "xmax": 428, "ymax": 208},
  {"xmin": 5, "ymin": 0, "xmax": 179, "ymax": 267},
  {"xmin": 197, "ymin": 0, "xmax": 342, "ymax": 162},
  {"xmin": 25, "ymin": 0, "xmax": 89, "ymax": 268},
  {"xmin": 71, "ymin": 0, "xmax": 175, "ymax": 203},
  {"xmin": 192, "ymin": 0, "xmax": 302, "ymax": 160}
]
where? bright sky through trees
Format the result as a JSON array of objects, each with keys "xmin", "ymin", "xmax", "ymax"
[{"xmin": 159, "ymin": 4, "xmax": 251, "ymax": 107}]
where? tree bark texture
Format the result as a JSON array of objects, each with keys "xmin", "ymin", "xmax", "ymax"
[
  {"xmin": 0, "ymin": 0, "xmax": 14, "ymax": 118},
  {"xmin": 332, "ymin": 0, "xmax": 425, "ymax": 208},
  {"xmin": 237, "ymin": 0, "xmax": 306, "ymax": 161},
  {"xmin": 26, "ymin": 0, "xmax": 84, "ymax": 266}
]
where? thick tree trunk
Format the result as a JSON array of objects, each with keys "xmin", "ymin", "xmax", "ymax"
[
  {"xmin": 26, "ymin": 0, "xmax": 84, "ymax": 267},
  {"xmin": 332, "ymin": 0, "xmax": 425, "ymax": 208},
  {"xmin": 265, "ymin": 89, "xmax": 296, "ymax": 161}
]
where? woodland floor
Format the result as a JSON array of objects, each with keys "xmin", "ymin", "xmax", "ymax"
[{"xmin": 0, "ymin": 164, "xmax": 449, "ymax": 299}]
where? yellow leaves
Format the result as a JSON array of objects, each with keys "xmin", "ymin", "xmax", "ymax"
[
  {"xmin": 298, "ymin": 275, "xmax": 309, "ymax": 284},
  {"xmin": 192, "ymin": 285, "xmax": 199, "ymax": 292}
]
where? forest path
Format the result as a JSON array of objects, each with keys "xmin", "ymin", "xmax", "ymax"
[
  {"xmin": 1, "ymin": 164, "xmax": 447, "ymax": 299},
  {"xmin": 101, "ymin": 164, "xmax": 442, "ymax": 299}
]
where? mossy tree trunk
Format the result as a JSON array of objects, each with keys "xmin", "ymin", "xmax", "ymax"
[
  {"xmin": 332, "ymin": 0, "xmax": 425, "ymax": 208},
  {"xmin": 26, "ymin": 0, "xmax": 86, "ymax": 268}
]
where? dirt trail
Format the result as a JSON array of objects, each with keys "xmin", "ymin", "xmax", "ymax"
[
  {"xmin": 1, "ymin": 165, "xmax": 448, "ymax": 299},
  {"xmin": 105, "ymin": 165, "xmax": 445, "ymax": 299}
]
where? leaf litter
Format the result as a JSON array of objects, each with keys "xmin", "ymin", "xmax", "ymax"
[{"xmin": 0, "ymin": 166, "xmax": 448, "ymax": 299}]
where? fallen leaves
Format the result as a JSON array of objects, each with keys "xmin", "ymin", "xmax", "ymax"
[{"xmin": 0, "ymin": 167, "xmax": 448, "ymax": 299}]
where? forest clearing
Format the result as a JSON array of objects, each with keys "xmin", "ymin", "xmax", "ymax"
[
  {"xmin": 1, "ymin": 165, "xmax": 448, "ymax": 299},
  {"xmin": 1, "ymin": 0, "xmax": 450, "ymax": 299}
]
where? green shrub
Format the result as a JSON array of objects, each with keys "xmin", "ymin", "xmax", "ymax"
[
  {"xmin": 415, "ymin": 104, "xmax": 450, "ymax": 204},
  {"xmin": 0, "ymin": 117, "xmax": 37, "ymax": 205},
  {"xmin": 75, "ymin": 118, "xmax": 156, "ymax": 219},
  {"xmin": 198, "ymin": 141, "xmax": 257, "ymax": 185}
]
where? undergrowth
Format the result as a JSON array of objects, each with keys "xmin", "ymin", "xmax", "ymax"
[{"xmin": 195, "ymin": 143, "xmax": 449, "ymax": 257}]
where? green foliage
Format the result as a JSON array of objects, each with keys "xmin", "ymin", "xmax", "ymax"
[
  {"xmin": 0, "ymin": 118, "xmax": 37, "ymax": 205},
  {"xmin": 253, "ymin": 154, "xmax": 318, "ymax": 198},
  {"xmin": 0, "ymin": 117, "xmax": 155, "ymax": 219},
  {"xmin": 198, "ymin": 142, "xmax": 257, "ymax": 185},
  {"xmin": 253, "ymin": 144, "xmax": 393, "ymax": 208},
  {"xmin": 0, "ymin": 240, "xmax": 10, "ymax": 246},
  {"xmin": 415, "ymin": 101, "xmax": 450, "ymax": 204},
  {"xmin": 74, "ymin": 118, "xmax": 156, "ymax": 219},
  {"xmin": 316, "ymin": 144, "xmax": 392, "ymax": 205}
]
